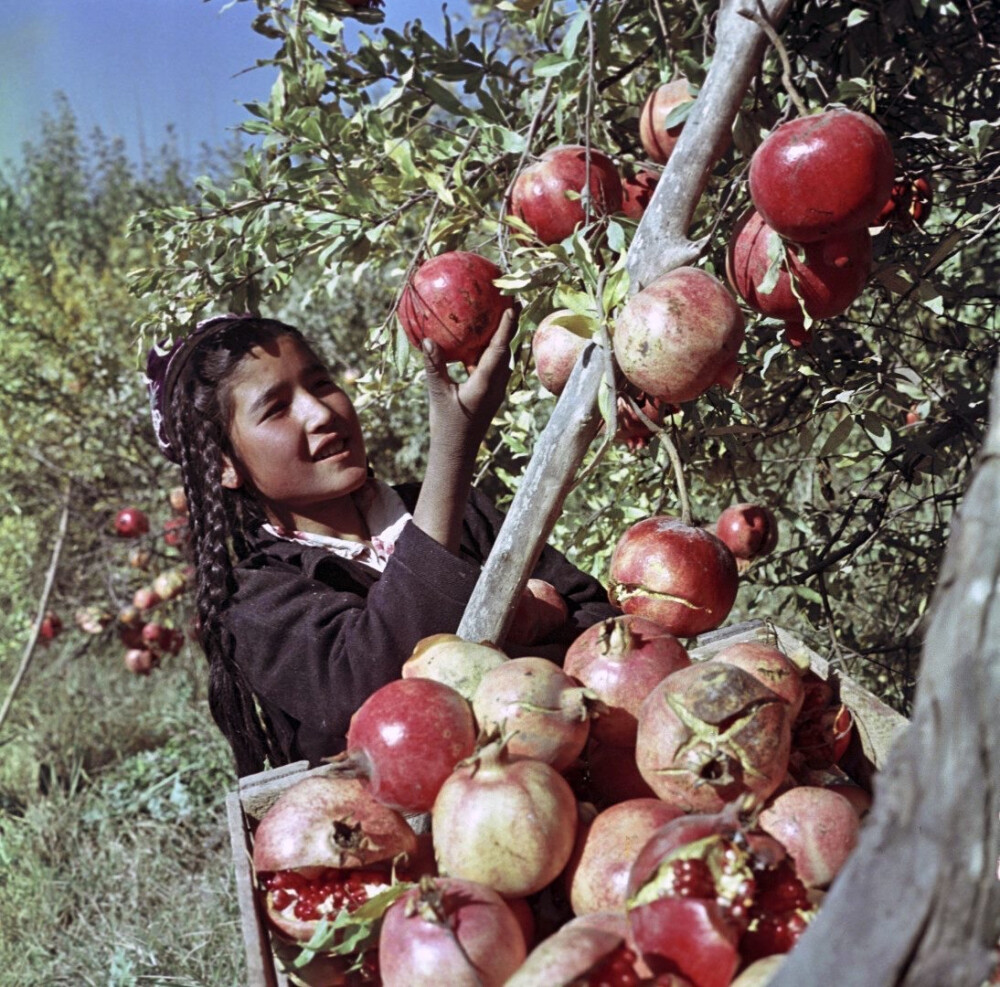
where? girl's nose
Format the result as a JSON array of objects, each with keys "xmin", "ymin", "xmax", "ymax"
[{"xmin": 299, "ymin": 390, "xmax": 337, "ymax": 429}]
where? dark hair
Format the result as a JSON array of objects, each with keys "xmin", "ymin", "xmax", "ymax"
[{"xmin": 167, "ymin": 318, "xmax": 312, "ymax": 776}]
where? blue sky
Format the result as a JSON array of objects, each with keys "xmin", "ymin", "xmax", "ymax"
[{"xmin": 0, "ymin": 0, "xmax": 448, "ymax": 169}]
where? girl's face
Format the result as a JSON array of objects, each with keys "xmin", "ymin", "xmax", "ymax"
[{"xmin": 220, "ymin": 334, "xmax": 370, "ymax": 538}]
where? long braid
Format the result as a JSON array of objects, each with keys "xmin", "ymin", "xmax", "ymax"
[{"xmin": 166, "ymin": 321, "xmax": 305, "ymax": 775}]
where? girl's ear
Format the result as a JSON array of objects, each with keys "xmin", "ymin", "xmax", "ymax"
[{"xmin": 220, "ymin": 452, "xmax": 244, "ymax": 490}]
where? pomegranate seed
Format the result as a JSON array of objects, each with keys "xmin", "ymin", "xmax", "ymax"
[
  {"xmin": 586, "ymin": 944, "xmax": 640, "ymax": 987},
  {"xmin": 270, "ymin": 889, "xmax": 293, "ymax": 910},
  {"xmin": 669, "ymin": 858, "xmax": 716, "ymax": 899}
]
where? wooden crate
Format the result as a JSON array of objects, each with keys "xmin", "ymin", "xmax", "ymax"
[{"xmin": 226, "ymin": 619, "xmax": 909, "ymax": 987}]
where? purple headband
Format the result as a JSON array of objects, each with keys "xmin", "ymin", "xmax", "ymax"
[{"xmin": 145, "ymin": 313, "xmax": 296, "ymax": 464}]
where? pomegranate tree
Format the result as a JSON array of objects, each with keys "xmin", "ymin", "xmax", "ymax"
[
  {"xmin": 471, "ymin": 656, "xmax": 597, "ymax": 771},
  {"xmin": 608, "ymin": 517, "xmax": 739, "ymax": 638},
  {"xmin": 432, "ymin": 738, "xmax": 578, "ymax": 897},
  {"xmin": 726, "ymin": 209, "xmax": 872, "ymax": 321},
  {"xmin": 510, "ymin": 144, "xmax": 623, "ymax": 244},
  {"xmin": 634, "ymin": 661, "xmax": 792, "ymax": 812},
  {"xmin": 564, "ymin": 615, "xmax": 691, "ymax": 747},
  {"xmin": 326, "ymin": 678, "xmax": 477, "ymax": 814},
  {"xmin": 748, "ymin": 108, "xmax": 894, "ymax": 242},
  {"xmin": 638, "ymin": 78, "xmax": 695, "ymax": 164},
  {"xmin": 251, "ymin": 775, "xmax": 418, "ymax": 944},
  {"xmin": 378, "ymin": 876, "xmax": 527, "ymax": 986},
  {"xmin": 397, "ymin": 250, "xmax": 512, "ymax": 367},
  {"xmin": 613, "ymin": 267, "xmax": 745, "ymax": 406}
]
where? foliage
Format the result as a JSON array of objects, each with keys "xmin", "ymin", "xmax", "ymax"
[{"xmin": 130, "ymin": 0, "xmax": 1000, "ymax": 709}]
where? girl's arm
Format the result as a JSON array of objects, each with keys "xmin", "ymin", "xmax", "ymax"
[{"xmin": 411, "ymin": 306, "xmax": 518, "ymax": 553}]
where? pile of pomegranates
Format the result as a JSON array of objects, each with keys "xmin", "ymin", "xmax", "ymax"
[{"xmin": 248, "ymin": 596, "xmax": 872, "ymax": 986}]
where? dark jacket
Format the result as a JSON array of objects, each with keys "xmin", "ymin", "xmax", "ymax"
[{"xmin": 219, "ymin": 483, "xmax": 618, "ymax": 767}]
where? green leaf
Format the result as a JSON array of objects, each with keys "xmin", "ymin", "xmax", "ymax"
[
  {"xmin": 757, "ymin": 234, "xmax": 785, "ymax": 296},
  {"xmin": 846, "ymin": 8, "xmax": 871, "ymax": 26},
  {"xmin": 819, "ymin": 415, "xmax": 854, "ymax": 458},
  {"xmin": 561, "ymin": 9, "xmax": 588, "ymax": 58},
  {"xmin": 533, "ymin": 53, "xmax": 577, "ymax": 78}
]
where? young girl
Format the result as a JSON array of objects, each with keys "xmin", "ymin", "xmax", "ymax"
[{"xmin": 146, "ymin": 312, "xmax": 618, "ymax": 776}]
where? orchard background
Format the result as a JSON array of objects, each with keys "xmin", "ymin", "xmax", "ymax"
[{"xmin": 0, "ymin": 0, "xmax": 998, "ymax": 984}]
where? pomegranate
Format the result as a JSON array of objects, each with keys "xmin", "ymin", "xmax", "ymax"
[
  {"xmin": 713, "ymin": 502, "xmax": 779, "ymax": 564},
  {"xmin": 132, "ymin": 586, "xmax": 161, "ymax": 612},
  {"xmin": 506, "ymin": 911, "xmax": 690, "ymax": 986},
  {"xmin": 39, "ymin": 611, "xmax": 63, "ymax": 643},
  {"xmin": 151, "ymin": 567, "xmax": 187, "ymax": 601},
  {"xmin": 378, "ymin": 876, "xmax": 527, "ymax": 986},
  {"xmin": 791, "ymin": 672, "xmax": 854, "ymax": 770},
  {"xmin": 876, "ymin": 173, "xmax": 933, "ymax": 233},
  {"xmin": 585, "ymin": 739, "xmax": 658, "ymax": 806},
  {"xmin": 397, "ymin": 250, "xmax": 512, "ymax": 367},
  {"xmin": 614, "ymin": 389, "xmax": 671, "ymax": 451},
  {"xmin": 625, "ymin": 811, "xmax": 761, "ymax": 987},
  {"xmin": 739, "ymin": 856, "xmax": 817, "ymax": 964},
  {"xmin": 168, "ymin": 485, "xmax": 188, "ymax": 514},
  {"xmin": 114, "ymin": 506, "xmax": 149, "ymax": 538},
  {"xmin": 401, "ymin": 633, "xmax": 508, "ymax": 702},
  {"xmin": 326, "ymin": 678, "xmax": 476, "ymax": 814},
  {"xmin": 608, "ymin": 517, "xmax": 739, "ymax": 638},
  {"xmin": 510, "ymin": 144, "xmax": 624, "ymax": 244},
  {"xmin": 124, "ymin": 648, "xmax": 158, "ymax": 675},
  {"xmin": 505, "ymin": 895, "xmax": 537, "ymax": 950},
  {"xmin": 726, "ymin": 209, "xmax": 873, "ymax": 320},
  {"xmin": 639, "ymin": 78, "xmax": 695, "ymax": 164},
  {"xmin": 748, "ymin": 108, "xmax": 894, "ymax": 242},
  {"xmin": 432, "ymin": 738, "xmax": 578, "ymax": 897},
  {"xmin": 532, "ymin": 310, "xmax": 594, "ymax": 395},
  {"xmin": 634, "ymin": 662, "xmax": 792, "ymax": 812},
  {"xmin": 506, "ymin": 577, "xmax": 570, "ymax": 646},
  {"xmin": 706, "ymin": 641, "xmax": 805, "ymax": 720},
  {"xmin": 74, "ymin": 606, "xmax": 111, "ymax": 635},
  {"xmin": 613, "ymin": 266, "xmax": 745, "ymax": 405},
  {"xmin": 128, "ymin": 545, "xmax": 152, "ymax": 569},
  {"xmin": 564, "ymin": 615, "xmax": 691, "ymax": 747},
  {"xmin": 757, "ymin": 785, "xmax": 861, "ymax": 889},
  {"xmin": 471, "ymin": 656, "xmax": 597, "ymax": 771},
  {"xmin": 621, "ymin": 167, "xmax": 660, "ymax": 219},
  {"xmin": 566, "ymin": 798, "xmax": 687, "ymax": 915},
  {"xmin": 251, "ymin": 775, "xmax": 418, "ymax": 943}
]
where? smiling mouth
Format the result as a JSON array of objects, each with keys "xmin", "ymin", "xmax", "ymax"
[{"xmin": 314, "ymin": 438, "xmax": 347, "ymax": 461}]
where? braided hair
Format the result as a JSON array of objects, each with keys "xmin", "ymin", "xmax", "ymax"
[{"xmin": 167, "ymin": 319, "xmax": 314, "ymax": 776}]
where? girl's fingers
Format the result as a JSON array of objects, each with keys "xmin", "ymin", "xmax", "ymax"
[
  {"xmin": 471, "ymin": 304, "xmax": 519, "ymax": 378},
  {"xmin": 421, "ymin": 338, "xmax": 453, "ymax": 393}
]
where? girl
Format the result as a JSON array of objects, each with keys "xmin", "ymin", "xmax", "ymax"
[{"xmin": 145, "ymin": 311, "xmax": 618, "ymax": 777}]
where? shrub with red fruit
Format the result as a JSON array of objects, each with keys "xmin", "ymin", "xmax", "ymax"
[
  {"xmin": 471, "ymin": 656, "xmax": 597, "ymax": 771},
  {"xmin": 397, "ymin": 251, "xmax": 513, "ymax": 367},
  {"xmin": 639, "ymin": 78, "xmax": 695, "ymax": 165},
  {"xmin": 252, "ymin": 775, "xmax": 418, "ymax": 945},
  {"xmin": 114, "ymin": 506, "xmax": 150, "ymax": 538},
  {"xmin": 613, "ymin": 267, "xmax": 745, "ymax": 406},
  {"xmin": 608, "ymin": 517, "xmax": 739, "ymax": 638},
  {"xmin": 726, "ymin": 209, "xmax": 873, "ymax": 321},
  {"xmin": 634, "ymin": 661, "xmax": 792, "ymax": 812},
  {"xmin": 510, "ymin": 144, "xmax": 623, "ymax": 244},
  {"xmin": 378, "ymin": 876, "xmax": 527, "ymax": 987},
  {"xmin": 432, "ymin": 738, "xmax": 578, "ymax": 897},
  {"xmin": 326, "ymin": 677, "xmax": 477, "ymax": 814},
  {"xmin": 564, "ymin": 615, "xmax": 691, "ymax": 747},
  {"xmin": 748, "ymin": 108, "xmax": 894, "ymax": 242}
]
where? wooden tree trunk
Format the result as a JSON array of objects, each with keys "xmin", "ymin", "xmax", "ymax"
[
  {"xmin": 458, "ymin": 0, "xmax": 795, "ymax": 644},
  {"xmin": 766, "ymin": 365, "xmax": 1000, "ymax": 986}
]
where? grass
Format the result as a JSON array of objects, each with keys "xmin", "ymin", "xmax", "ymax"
[{"xmin": 0, "ymin": 633, "xmax": 247, "ymax": 987}]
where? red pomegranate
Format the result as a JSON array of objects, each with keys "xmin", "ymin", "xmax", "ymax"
[
  {"xmin": 634, "ymin": 661, "xmax": 792, "ymax": 812},
  {"xmin": 790, "ymin": 672, "xmax": 854, "ymax": 771},
  {"xmin": 124, "ymin": 648, "xmax": 158, "ymax": 675},
  {"xmin": 707, "ymin": 641, "xmax": 806, "ymax": 720},
  {"xmin": 432, "ymin": 738, "xmax": 578, "ymax": 897},
  {"xmin": 638, "ymin": 78, "xmax": 695, "ymax": 164},
  {"xmin": 739, "ymin": 856, "xmax": 817, "ymax": 965},
  {"xmin": 757, "ymin": 785, "xmax": 861, "ymax": 889},
  {"xmin": 564, "ymin": 615, "xmax": 691, "ymax": 747},
  {"xmin": 621, "ymin": 167, "xmax": 660, "ymax": 219},
  {"xmin": 612, "ymin": 266, "xmax": 745, "ymax": 406},
  {"xmin": 625, "ymin": 811, "xmax": 761, "ymax": 987},
  {"xmin": 510, "ymin": 144, "xmax": 624, "ymax": 244},
  {"xmin": 326, "ymin": 678, "xmax": 477, "ymax": 814},
  {"xmin": 532, "ymin": 309, "xmax": 594, "ymax": 395},
  {"xmin": 748, "ymin": 109, "xmax": 895, "ymax": 242},
  {"xmin": 401, "ymin": 633, "xmax": 508, "ymax": 702},
  {"xmin": 114, "ymin": 506, "xmax": 150, "ymax": 538},
  {"xmin": 397, "ymin": 250, "xmax": 512, "ymax": 367},
  {"xmin": 378, "ymin": 876, "xmax": 527, "ymax": 986},
  {"xmin": 566, "ymin": 798, "xmax": 687, "ymax": 915},
  {"xmin": 471, "ymin": 656, "xmax": 596, "ymax": 771},
  {"xmin": 876, "ymin": 173, "xmax": 933, "ymax": 233},
  {"xmin": 714, "ymin": 502, "xmax": 779, "ymax": 563},
  {"xmin": 506, "ymin": 577, "xmax": 570, "ymax": 647},
  {"xmin": 40, "ymin": 611, "xmax": 63, "ymax": 643},
  {"xmin": 726, "ymin": 209, "xmax": 873, "ymax": 321},
  {"xmin": 251, "ymin": 775, "xmax": 418, "ymax": 944},
  {"xmin": 585, "ymin": 739, "xmax": 658, "ymax": 806},
  {"xmin": 608, "ymin": 517, "xmax": 739, "ymax": 638}
]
